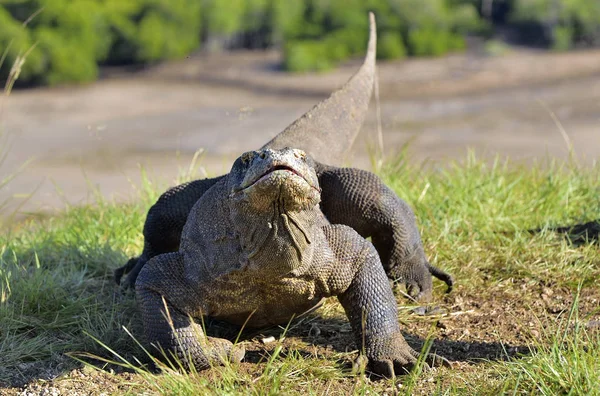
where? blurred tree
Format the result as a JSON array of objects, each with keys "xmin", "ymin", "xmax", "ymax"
[
  {"xmin": 204, "ymin": 0, "xmax": 245, "ymax": 35},
  {"xmin": 268, "ymin": 0, "xmax": 305, "ymax": 46},
  {"xmin": 377, "ymin": 31, "xmax": 406, "ymax": 59},
  {"xmin": 0, "ymin": 0, "xmax": 202, "ymax": 85},
  {"xmin": 1, "ymin": 0, "xmax": 110, "ymax": 84},
  {"xmin": 5, "ymin": 0, "xmax": 596, "ymax": 85},
  {"xmin": 282, "ymin": 0, "xmax": 483, "ymax": 71},
  {"xmin": 100, "ymin": 0, "xmax": 202, "ymax": 64},
  {"xmin": 510, "ymin": 0, "xmax": 600, "ymax": 49},
  {"xmin": 0, "ymin": 7, "xmax": 42, "ymax": 82}
]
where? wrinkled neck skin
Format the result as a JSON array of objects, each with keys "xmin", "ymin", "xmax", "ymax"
[{"xmin": 229, "ymin": 192, "xmax": 321, "ymax": 278}]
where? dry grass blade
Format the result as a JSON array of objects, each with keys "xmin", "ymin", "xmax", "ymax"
[{"xmin": 1, "ymin": 16, "xmax": 41, "ymax": 226}]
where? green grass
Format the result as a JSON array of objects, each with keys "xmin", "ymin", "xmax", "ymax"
[
  {"xmin": 494, "ymin": 293, "xmax": 600, "ymax": 395},
  {"xmin": 383, "ymin": 153, "xmax": 600, "ymax": 288},
  {"xmin": 0, "ymin": 153, "xmax": 599, "ymax": 394}
]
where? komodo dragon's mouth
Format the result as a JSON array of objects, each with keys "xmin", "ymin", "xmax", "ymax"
[{"xmin": 244, "ymin": 164, "xmax": 306, "ymax": 189}]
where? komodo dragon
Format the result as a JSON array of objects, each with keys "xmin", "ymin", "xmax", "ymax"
[{"xmin": 116, "ymin": 13, "xmax": 453, "ymax": 377}]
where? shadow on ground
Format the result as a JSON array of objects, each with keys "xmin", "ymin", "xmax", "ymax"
[
  {"xmin": 206, "ymin": 311, "xmax": 527, "ymax": 367},
  {"xmin": 1, "ymin": 232, "xmax": 541, "ymax": 389},
  {"xmin": 534, "ymin": 219, "xmax": 600, "ymax": 245}
]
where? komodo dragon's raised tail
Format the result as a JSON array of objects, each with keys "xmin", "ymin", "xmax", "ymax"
[{"xmin": 262, "ymin": 12, "xmax": 377, "ymax": 166}]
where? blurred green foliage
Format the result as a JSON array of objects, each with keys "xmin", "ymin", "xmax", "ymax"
[
  {"xmin": 510, "ymin": 0, "xmax": 600, "ymax": 50},
  {"xmin": 0, "ymin": 0, "xmax": 599, "ymax": 85},
  {"xmin": 0, "ymin": 0, "xmax": 202, "ymax": 85},
  {"xmin": 281, "ymin": 0, "xmax": 484, "ymax": 71}
]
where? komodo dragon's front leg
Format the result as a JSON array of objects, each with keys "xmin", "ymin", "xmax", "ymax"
[
  {"xmin": 115, "ymin": 176, "xmax": 225, "ymax": 288},
  {"xmin": 317, "ymin": 164, "xmax": 453, "ymax": 301},
  {"xmin": 135, "ymin": 252, "xmax": 245, "ymax": 369},
  {"xmin": 323, "ymin": 224, "xmax": 444, "ymax": 377}
]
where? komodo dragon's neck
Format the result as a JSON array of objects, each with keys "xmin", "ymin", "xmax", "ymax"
[{"xmin": 231, "ymin": 202, "xmax": 321, "ymax": 277}]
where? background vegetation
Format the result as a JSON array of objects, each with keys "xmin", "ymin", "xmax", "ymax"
[{"xmin": 0, "ymin": 0, "xmax": 599, "ymax": 84}]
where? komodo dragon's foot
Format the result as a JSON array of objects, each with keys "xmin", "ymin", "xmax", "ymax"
[
  {"xmin": 360, "ymin": 333, "xmax": 450, "ymax": 378},
  {"xmin": 388, "ymin": 260, "xmax": 454, "ymax": 303},
  {"xmin": 201, "ymin": 337, "xmax": 246, "ymax": 367},
  {"xmin": 114, "ymin": 256, "xmax": 144, "ymax": 290},
  {"xmin": 166, "ymin": 337, "xmax": 245, "ymax": 371},
  {"xmin": 152, "ymin": 335, "xmax": 245, "ymax": 372}
]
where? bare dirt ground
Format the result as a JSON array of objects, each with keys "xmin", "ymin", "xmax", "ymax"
[{"xmin": 1, "ymin": 47, "xmax": 600, "ymax": 223}]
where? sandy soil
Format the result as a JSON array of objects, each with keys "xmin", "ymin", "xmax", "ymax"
[{"xmin": 1, "ymin": 48, "xmax": 599, "ymax": 223}]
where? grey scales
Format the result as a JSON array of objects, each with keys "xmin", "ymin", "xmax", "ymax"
[{"xmin": 115, "ymin": 13, "xmax": 454, "ymax": 378}]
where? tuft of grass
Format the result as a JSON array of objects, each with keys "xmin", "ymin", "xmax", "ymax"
[
  {"xmin": 444, "ymin": 288, "xmax": 600, "ymax": 395},
  {"xmin": 381, "ymin": 152, "xmax": 600, "ymax": 290},
  {"xmin": 495, "ymin": 290, "xmax": 600, "ymax": 395},
  {"xmin": 0, "ymin": 198, "xmax": 148, "ymax": 384},
  {"xmin": 1, "ymin": 32, "xmax": 39, "ymax": 228}
]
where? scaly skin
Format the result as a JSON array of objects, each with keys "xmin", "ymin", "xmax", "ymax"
[
  {"xmin": 118, "ymin": 162, "xmax": 453, "ymax": 298},
  {"xmin": 316, "ymin": 164, "xmax": 453, "ymax": 301},
  {"xmin": 115, "ymin": 176, "xmax": 225, "ymax": 288},
  {"xmin": 115, "ymin": 10, "xmax": 377, "ymax": 289},
  {"xmin": 136, "ymin": 148, "xmax": 443, "ymax": 377},
  {"xmin": 118, "ymin": 14, "xmax": 454, "ymax": 377}
]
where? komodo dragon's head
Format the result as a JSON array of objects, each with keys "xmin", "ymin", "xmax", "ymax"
[
  {"xmin": 228, "ymin": 147, "xmax": 320, "ymax": 212},
  {"xmin": 226, "ymin": 148, "xmax": 321, "ymax": 275}
]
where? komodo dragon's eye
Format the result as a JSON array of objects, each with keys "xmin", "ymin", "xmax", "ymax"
[{"xmin": 240, "ymin": 152, "xmax": 253, "ymax": 165}]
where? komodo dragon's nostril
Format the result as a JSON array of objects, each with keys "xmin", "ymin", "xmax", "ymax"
[{"xmin": 294, "ymin": 151, "xmax": 306, "ymax": 160}]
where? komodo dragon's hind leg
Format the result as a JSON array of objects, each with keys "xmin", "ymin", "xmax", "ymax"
[
  {"xmin": 317, "ymin": 164, "xmax": 453, "ymax": 302},
  {"xmin": 115, "ymin": 175, "xmax": 225, "ymax": 289}
]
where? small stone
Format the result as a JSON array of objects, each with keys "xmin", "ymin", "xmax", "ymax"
[
  {"xmin": 412, "ymin": 306, "xmax": 427, "ymax": 316},
  {"xmin": 586, "ymin": 320, "xmax": 600, "ymax": 329},
  {"xmin": 546, "ymin": 306, "xmax": 563, "ymax": 314},
  {"xmin": 261, "ymin": 336, "xmax": 276, "ymax": 344},
  {"xmin": 449, "ymin": 361, "xmax": 462, "ymax": 369},
  {"xmin": 530, "ymin": 329, "xmax": 540, "ymax": 338},
  {"xmin": 309, "ymin": 324, "xmax": 321, "ymax": 337},
  {"xmin": 426, "ymin": 306, "xmax": 446, "ymax": 315},
  {"xmin": 541, "ymin": 293, "xmax": 550, "ymax": 301}
]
